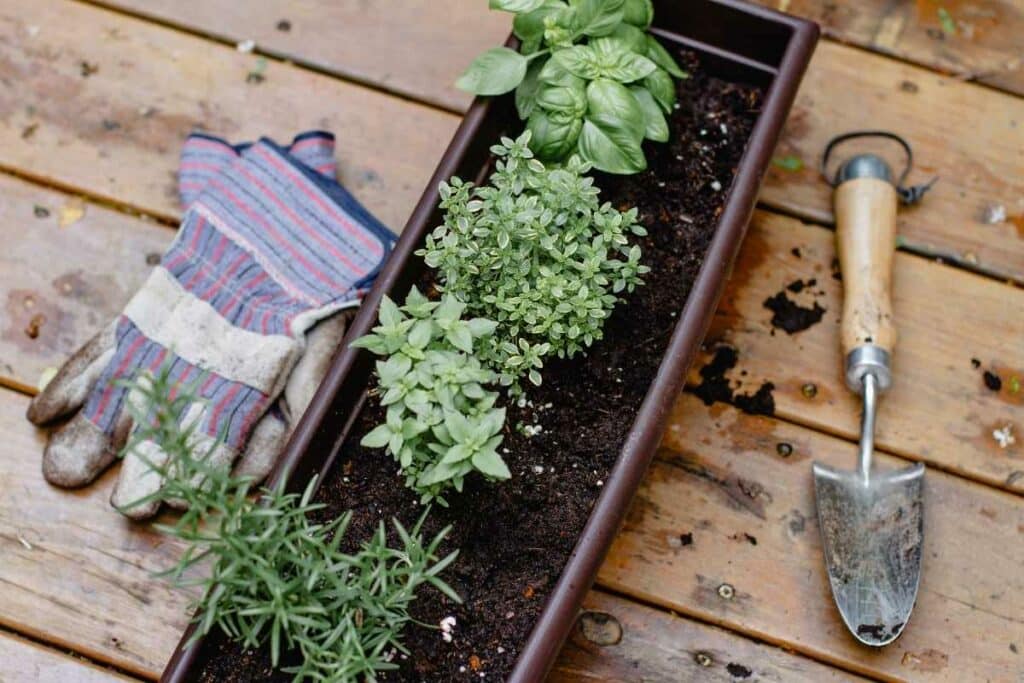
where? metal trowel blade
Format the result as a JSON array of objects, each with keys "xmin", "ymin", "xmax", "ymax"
[{"xmin": 812, "ymin": 461, "xmax": 925, "ymax": 646}]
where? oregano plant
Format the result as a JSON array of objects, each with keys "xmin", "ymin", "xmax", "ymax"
[
  {"xmin": 457, "ymin": 0, "xmax": 687, "ymax": 173},
  {"xmin": 418, "ymin": 132, "xmax": 648, "ymax": 388},
  {"xmin": 352, "ymin": 288, "xmax": 510, "ymax": 505}
]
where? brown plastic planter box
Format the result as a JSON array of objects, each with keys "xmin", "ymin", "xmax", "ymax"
[{"xmin": 162, "ymin": 2, "xmax": 817, "ymax": 681}]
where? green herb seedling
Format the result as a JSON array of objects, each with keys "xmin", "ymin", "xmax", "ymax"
[
  {"xmin": 352, "ymin": 288, "xmax": 510, "ymax": 505},
  {"xmin": 117, "ymin": 366, "xmax": 460, "ymax": 683},
  {"xmin": 457, "ymin": 0, "xmax": 687, "ymax": 173},
  {"xmin": 419, "ymin": 131, "xmax": 648, "ymax": 389}
]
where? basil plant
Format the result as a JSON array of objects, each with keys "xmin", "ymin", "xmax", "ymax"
[{"xmin": 456, "ymin": 0, "xmax": 687, "ymax": 174}]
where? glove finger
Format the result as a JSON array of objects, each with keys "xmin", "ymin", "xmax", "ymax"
[
  {"xmin": 42, "ymin": 409, "xmax": 127, "ymax": 488},
  {"xmin": 284, "ymin": 308, "xmax": 353, "ymax": 422},
  {"xmin": 111, "ymin": 437, "xmax": 168, "ymax": 520},
  {"xmin": 27, "ymin": 320, "xmax": 117, "ymax": 425},
  {"xmin": 164, "ymin": 439, "xmax": 237, "ymax": 511},
  {"xmin": 118, "ymin": 397, "xmax": 240, "ymax": 515},
  {"xmin": 230, "ymin": 407, "xmax": 288, "ymax": 486}
]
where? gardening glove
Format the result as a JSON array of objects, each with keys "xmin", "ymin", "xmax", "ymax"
[{"xmin": 27, "ymin": 131, "xmax": 396, "ymax": 519}]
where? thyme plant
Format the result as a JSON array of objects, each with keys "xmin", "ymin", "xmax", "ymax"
[
  {"xmin": 118, "ymin": 368, "xmax": 460, "ymax": 683},
  {"xmin": 418, "ymin": 132, "xmax": 648, "ymax": 388},
  {"xmin": 457, "ymin": 0, "xmax": 687, "ymax": 173},
  {"xmin": 352, "ymin": 288, "xmax": 510, "ymax": 505}
]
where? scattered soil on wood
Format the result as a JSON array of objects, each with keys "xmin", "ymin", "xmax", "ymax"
[
  {"xmin": 193, "ymin": 49, "xmax": 763, "ymax": 682},
  {"xmin": 763, "ymin": 278, "xmax": 826, "ymax": 334},
  {"xmin": 692, "ymin": 345, "xmax": 775, "ymax": 416}
]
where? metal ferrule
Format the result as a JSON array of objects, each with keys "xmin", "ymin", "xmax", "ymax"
[
  {"xmin": 845, "ymin": 345, "xmax": 892, "ymax": 394},
  {"xmin": 836, "ymin": 153, "xmax": 893, "ymax": 185}
]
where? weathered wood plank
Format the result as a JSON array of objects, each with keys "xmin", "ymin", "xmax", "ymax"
[
  {"xmin": 5, "ymin": 2, "xmax": 1024, "ymax": 282},
  {"xmin": 754, "ymin": 0, "xmax": 1024, "ymax": 97},
  {"xmin": 0, "ymin": 175, "xmax": 171, "ymax": 395},
  {"xmin": 0, "ymin": 389, "xmax": 194, "ymax": 678},
  {"xmin": 80, "ymin": 3, "xmax": 1024, "ymax": 281},
  {"xmin": 92, "ymin": 0, "xmax": 509, "ymax": 113},
  {"xmin": 600, "ymin": 393, "xmax": 1024, "ymax": 682},
  {"xmin": 553, "ymin": 590, "xmax": 867, "ymax": 682},
  {"xmin": 0, "ymin": 0, "xmax": 458, "ymax": 230},
  {"xmin": 761, "ymin": 40, "xmax": 1024, "ymax": 282},
  {"xmin": 0, "ymin": 629, "xmax": 139, "ymax": 682},
  {"xmin": 690, "ymin": 209, "xmax": 1024, "ymax": 493},
  {"xmin": 0, "ymin": 383, "xmax": 868, "ymax": 683}
]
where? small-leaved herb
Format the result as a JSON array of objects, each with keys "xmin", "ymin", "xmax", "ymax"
[
  {"xmin": 419, "ymin": 132, "xmax": 648, "ymax": 388},
  {"xmin": 352, "ymin": 288, "xmax": 510, "ymax": 504},
  {"xmin": 118, "ymin": 367, "xmax": 460, "ymax": 683},
  {"xmin": 457, "ymin": 0, "xmax": 687, "ymax": 173}
]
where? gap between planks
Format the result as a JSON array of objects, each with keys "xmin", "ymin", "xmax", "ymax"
[
  {"xmin": 591, "ymin": 583, "xmax": 887, "ymax": 683},
  {"xmin": 73, "ymin": 0, "xmax": 470, "ymax": 116},
  {"xmin": 0, "ymin": 621, "xmax": 144, "ymax": 682},
  {"xmin": 2, "ymin": 0, "xmax": 1022, "ymax": 286},
  {"xmin": 2, "ymin": 163, "xmax": 1020, "ymax": 498}
]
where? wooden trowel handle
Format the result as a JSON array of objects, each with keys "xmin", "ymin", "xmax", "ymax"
[{"xmin": 835, "ymin": 177, "xmax": 898, "ymax": 357}]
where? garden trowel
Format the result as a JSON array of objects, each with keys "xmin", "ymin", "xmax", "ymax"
[{"xmin": 813, "ymin": 135, "xmax": 928, "ymax": 647}]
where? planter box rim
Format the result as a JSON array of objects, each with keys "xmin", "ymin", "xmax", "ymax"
[{"xmin": 161, "ymin": 2, "xmax": 818, "ymax": 681}]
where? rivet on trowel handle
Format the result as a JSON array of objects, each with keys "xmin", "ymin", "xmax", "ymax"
[{"xmin": 812, "ymin": 139, "xmax": 926, "ymax": 648}]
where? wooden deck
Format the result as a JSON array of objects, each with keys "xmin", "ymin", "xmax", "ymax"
[{"xmin": 0, "ymin": 1, "xmax": 1021, "ymax": 680}]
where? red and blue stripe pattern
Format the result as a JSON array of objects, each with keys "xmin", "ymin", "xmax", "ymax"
[
  {"xmin": 83, "ymin": 318, "xmax": 270, "ymax": 449},
  {"xmin": 179, "ymin": 131, "xmax": 338, "ymax": 207},
  {"xmin": 82, "ymin": 131, "xmax": 395, "ymax": 449}
]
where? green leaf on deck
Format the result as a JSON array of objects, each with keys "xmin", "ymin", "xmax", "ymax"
[
  {"xmin": 938, "ymin": 8, "xmax": 957, "ymax": 35},
  {"xmin": 772, "ymin": 155, "xmax": 804, "ymax": 172}
]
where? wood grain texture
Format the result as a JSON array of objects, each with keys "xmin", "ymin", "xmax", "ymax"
[
  {"xmin": 0, "ymin": 175, "xmax": 171, "ymax": 395},
  {"xmin": 761, "ymin": 40, "xmax": 1024, "ymax": 282},
  {"xmin": 0, "ymin": 0, "xmax": 458, "ymax": 230},
  {"xmin": 0, "ymin": 380, "xmax": 873, "ymax": 683},
  {"xmin": 0, "ymin": 389, "xmax": 194, "ymax": 678},
  {"xmin": 552, "ymin": 590, "xmax": 867, "ymax": 682},
  {"xmin": 690, "ymin": 210, "xmax": 1024, "ymax": 493},
  {"xmin": 756, "ymin": 0, "xmax": 1024, "ymax": 97},
  {"xmin": 600, "ymin": 393, "xmax": 1024, "ymax": 682},
  {"xmin": 92, "ymin": 0, "xmax": 510, "ymax": 113},
  {"xmin": 77, "ymin": 2, "xmax": 1024, "ymax": 281},
  {"xmin": 0, "ymin": 629, "xmax": 139, "ymax": 682},
  {"xmin": 835, "ymin": 178, "xmax": 898, "ymax": 355}
]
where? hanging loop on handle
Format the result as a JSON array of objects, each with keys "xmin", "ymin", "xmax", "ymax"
[{"xmin": 821, "ymin": 130, "xmax": 937, "ymax": 205}]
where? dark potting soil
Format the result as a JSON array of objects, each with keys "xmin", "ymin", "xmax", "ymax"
[
  {"xmin": 195, "ymin": 50, "xmax": 762, "ymax": 682},
  {"xmin": 763, "ymin": 278, "xmax": 826, "ymax": 335}
]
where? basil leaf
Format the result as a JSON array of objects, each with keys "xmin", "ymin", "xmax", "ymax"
[
  {"xmin": 539, "ymin": 54, "xmax": 587, "ymax": 87},
  {"xmin": 490, "ymin": 0, "xmax": 547, "ymax": 12},
  {"xmin": 579, "ymin": 79, "xmax": 646, "ymax": 173},
  {"xmin": 516, "ymin": 58, "xmax": 546, "ymax": 119},
  {"xmin": 572, "ymin": 0, "xmax": 626, "ymax": 36},
  {"xmin": 456, "ymin": 47, "xmax": 528, "ymax": 95},
  {"xmin": 630, "ymin": 86, "xmax": 669, "ymax": 142},
  {"xmin": 621, "ymin": 0, "xmax": 653, "ymax": 27},
  {"xmin": 646, "ymin": 35, "xmax": 687, "ymax": 78},
  {"xmin": 644, "ymin": 67, "xmax": 677, "ymax": 113},
  {"xmin": 513, "ymin": 0, "xmax": 568, "ymax": 41},
  {"xmin": 579, "ymin": 119, "xmax": 646, "ymax": 174},
  {"xmin": 537, "ymin": 82, "xmax": 588, "ymax": 117},
  {"xmin": 586, "ymin": 78, "xmax": 645, "ymax": 142},
  {"xmin": 528, "ymin": 109, "xmax": 583, "ymax": 162},
  {"xmin": 590, "ymin": 37, "xmax": 657, "ymax": 82},
  {"xmin": 609, "ymin": 23, "xmax": 647, "ymax": 53},
  {"xmin": 552, "ymin": 45, "xmax": 601, "ymax": 80}
]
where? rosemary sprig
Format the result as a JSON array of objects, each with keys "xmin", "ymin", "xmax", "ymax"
[{"xmin": 118, "ymin": 366, "xmax": 460, "ymax": 682}]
